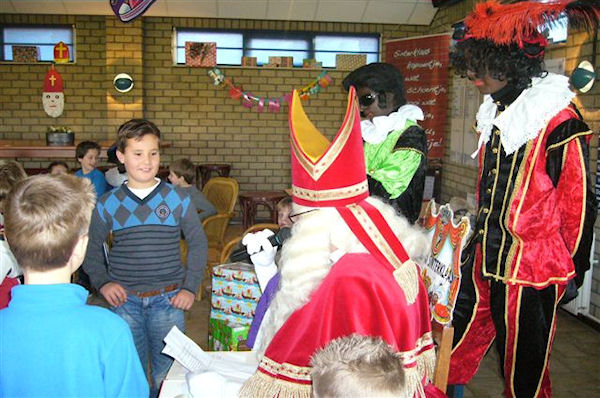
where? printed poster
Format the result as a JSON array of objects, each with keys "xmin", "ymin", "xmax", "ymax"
[{"xmin": 385, "ymin": 34, "xmax": 451, "ymax": 160}]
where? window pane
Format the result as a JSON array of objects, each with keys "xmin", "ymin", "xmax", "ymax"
[
  {"xmin": 248, "ymin": 37, "xmax": 309, "ymax": 51},
  {"xmin": 3, "ymin": 26, "xmax": 73, "ymax": 61},
  {"xmin": 315, "ymin": 35, "xmax": 378, "ymax": 53},
  {"xmin": 543, "ymin": 15, "xmax": 568, "ymax": 43},
  {"xmin": 176, "ymin": 30, "xmax": 243, "ymax": 64}
]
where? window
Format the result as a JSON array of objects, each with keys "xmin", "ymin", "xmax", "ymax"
[
  {"xmin": 175, "ymin": 29, "xmax": 379, "ymax": 67},
  {"xmin": 542, "ymin": 15, "xmax": 568, "ymax": 44},
  {"xmin": 2, "ymin": 25, "xmax": 74, "ymax": 62}
]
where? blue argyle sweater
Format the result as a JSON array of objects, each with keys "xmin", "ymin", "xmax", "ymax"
[{"xmin": 83, "ymin": 180, "xmax": 207, "ymax": 294}]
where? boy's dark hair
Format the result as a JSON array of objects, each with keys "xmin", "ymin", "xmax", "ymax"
[
  {"xmin": 450, "ymin": 39, "xmax": 546, "ymax": 90},
  {"xmin": 310, "ymin": 334, "xmax": 407, "ymax": 398},
  {"xmin": 4, "ymin": 174, "xmax": 95, "ymax": 271},
  {"xmin": 75, "ymin": 141, "xmax": 101, "ymax": 160},
  {"xmin": 169, "ymin": 158, "xmax": 196, "ymax": 185},
  {"xmin": 117, "ymin": 119, "xmax": 161, "ymax": 152},
  {"xmin": 0, "ymin": 160, "xmax": 27, "ymax": 213},
  {"xmin": 342, "ymin": 63, "xmax": 407, "ymax": 111},
  {"xmin": 48, "ymin": 161, "xmax": 69, "ymax": 173}
]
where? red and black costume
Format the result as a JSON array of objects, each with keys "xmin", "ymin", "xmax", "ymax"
[{"xmin": 449, "ymin": 75, "xmax": 596, "ymax": 397}]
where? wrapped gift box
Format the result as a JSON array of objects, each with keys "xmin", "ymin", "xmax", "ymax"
[
  {"xmin": 336, "ymin": 54, "xmax": 367, "ymax": 70},
  {"xmin": 241, "ymin": 56, "xmax": 257, "ymax": 67},
  {"xmin": 267, "ymin": 56, "xmax": 293, "ymax": 68},
  {"xmin": 12, "ymin": 46, "xmax": 39, "ymax": 63},
  {"xmin": 208, "ymin": 318, "xmax": 250, "ymax": 351},
  {"xmin": 210, "ymin": 262, "xmax": 261, "ymax": 326},
  {"xmin": 302, "ymin": 58, "xmax": 322, "ymax": 68},
  {"xmin": 185, "ymin": 42, "xmax": 216, "ymax": 67}
]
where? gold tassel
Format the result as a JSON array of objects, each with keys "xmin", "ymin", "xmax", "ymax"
[
  {"xmin": 239, "ymin": 371, "xmax": 312, "ymax": 398},
  {"xmin": 393, "ymin": 259, "xmax": 419, "ymax": 304},
  {"xmin": 417, "ymin": 346, "xmax": 437, "ymax": 383}
]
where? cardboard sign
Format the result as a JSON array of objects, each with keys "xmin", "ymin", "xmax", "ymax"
[{"xmin": 420, "ymin": 200, "xmax": 470, "ymax": 325}]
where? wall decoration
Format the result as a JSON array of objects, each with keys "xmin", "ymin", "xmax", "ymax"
[
  {"xmin": 267, "ymin": 56, "xmax": 293, "ymax": 68},
  {"xmin": 241, "ymin": 57, "xmax": 257, "ymax": 67},
  {"xmin": 53, "ymin": 41, "xmax": 70, "ymax": 63},
  {"xmin": 110, "ymin": 0, "xmax": 157, "ymax": 23},
  {"xmin": 386, "ymin": 34, "xmax": 451, "ymax": 161},
  {"xmin": 207, "ymin": 67, "xmax": 332, "ymax": 113},
  {"xmin": 185, "ymin": 42, "xmax": 217, "ymax": 67},
  {"xmin": 113, "ymin": 73, "xmax": 134, "ymax": 93},
  {"xmin": 12, "ymin": 45, "xmax": 39, "ymax": 63},
  {"xmin": 42, "ymin": 66, "xmax": 64, "ymax": 118}
]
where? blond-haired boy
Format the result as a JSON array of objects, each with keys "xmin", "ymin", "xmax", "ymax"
[
  {"xmin": 0, "ymin": 174, "xmax": 148, "ymax": 397},
  {"xmin": 311, "ymin": 334, "xmax": 409, "ymax": 398},
  {"xmin": 168, "ymin": 158, "xmax": 216, "ymax": 221},
  {"xmin": 83, "ymin": 119, "xmax": 207, "ymax": 396}
]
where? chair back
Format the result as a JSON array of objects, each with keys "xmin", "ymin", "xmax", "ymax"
[{"xmin": 202, "ymin": 177, "xmax": 238, "ymax": 214}]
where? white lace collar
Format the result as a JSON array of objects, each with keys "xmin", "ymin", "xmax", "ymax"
[
  {"xmin": 473, "ymin": 73, "xmax": 575, "ymax": 157},
  {"xmin": 360, "ymin": 104, "xmax": 424, "ymax": 144}
]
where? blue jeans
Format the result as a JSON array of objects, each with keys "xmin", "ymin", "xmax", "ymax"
[{"xmin": 113, "ymin": 289, "xmax": 184, "ymax": 398}]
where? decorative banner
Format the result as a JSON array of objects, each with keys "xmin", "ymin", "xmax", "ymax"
[
  {"xmin": 42, "ymin": 66, "xmax": 64, "ymax": 118},
  {"xmin": 110, "ymin": 0, "xmax": 157, "ymax": 23},
  {"xmin": 207, "ymin": 67, "xmax": 332, "ymax": 113},
  {"xmin": 54, "ymin": 41, "xmax": 70, "ymax": 63},
  {"xmin": 185, "ymin": 42, "xmax": 217, "ymax": 67},
  {"xmin": 420, "ymin": 200, "xmax": 469, "ymax": 325},
  {"xmin": 385, "ymin": 34, "xmax": 451, "ymax": 161}
]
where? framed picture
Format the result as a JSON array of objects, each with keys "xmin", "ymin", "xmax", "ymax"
[
  {"xmin": 12, "ymin": 46, "xmax": 39, "ymax": 63},
  {"xmin": 185, "ymin": 42, "xmax": 216, "ymax": 67}
]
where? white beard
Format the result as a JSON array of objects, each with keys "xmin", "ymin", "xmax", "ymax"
[{"xmin": 43, "ymin": 92, "xmax": 64, "ymax": 118}]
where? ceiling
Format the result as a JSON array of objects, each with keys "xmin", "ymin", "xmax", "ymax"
[{"xmin": 0, "ymin": 0, "xmax": 439, "ymax": 25}]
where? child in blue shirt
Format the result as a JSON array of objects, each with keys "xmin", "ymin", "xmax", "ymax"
[
  {"xmin": 75, "ymin": 140, "xmax": 109, "ymax": 198},
  {"xmin": 0, "ymin": 174, "xmax": 148, "ymax": 397}
]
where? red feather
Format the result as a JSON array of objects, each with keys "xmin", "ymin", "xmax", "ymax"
[{"xmin": 465, "ymin": 0, "xmax": 599, "ymax": 47}]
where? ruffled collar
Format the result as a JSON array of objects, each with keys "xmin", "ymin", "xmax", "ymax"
[
  {"xmin": 473, "ymin": 73, "xmax": 575, "ymax": 157},
  {"xmin": 360, "ymin": 104, "xmax": 424, "ymax": 144}
]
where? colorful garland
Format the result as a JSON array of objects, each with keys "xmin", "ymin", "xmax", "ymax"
[{"xmin": 207, "ymin": 67, "xmax": 332, "ymax": 113}]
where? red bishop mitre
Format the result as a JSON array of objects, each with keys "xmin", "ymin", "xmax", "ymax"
[
  {"xmin": 43, "ymin": 67, "xmax": 63, "ymax": 92},
  {"xmin": 288, "ymin": 86, "xmax": 421, "ymax": 304},
  {"xmin": 289, "ymin": 86, "xmax": 368, "ymax": 208},
  {"xmin": 53, "ymin": 41, "xmax": 70, "ymax": 64}
]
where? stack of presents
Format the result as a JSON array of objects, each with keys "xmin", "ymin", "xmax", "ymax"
[{"xmin": 209, "ymin": 263, "xmax": 261, "ymax": 351}]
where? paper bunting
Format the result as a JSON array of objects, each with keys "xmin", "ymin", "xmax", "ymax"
[{"xmin": 207, "ymin": 67, "xmax": 332, "ymax": 113}]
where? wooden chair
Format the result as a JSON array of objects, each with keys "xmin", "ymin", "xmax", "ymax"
[{"xmin": 431, "ymin": 320, "xmax": 454, "ymax": 393}]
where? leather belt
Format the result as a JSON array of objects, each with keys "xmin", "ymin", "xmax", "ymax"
[{"xmin": 129, "ymin": 283, "xmax": 179, "ymax": 298}]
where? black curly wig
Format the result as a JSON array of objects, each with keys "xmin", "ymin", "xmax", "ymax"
[
  {"xmin": 450, "ymin": 38, "xmax": 548, "ymax": 90},
  {"xmin": 342, "ymin": 63, "xmax": 407, "ymax": 110}
]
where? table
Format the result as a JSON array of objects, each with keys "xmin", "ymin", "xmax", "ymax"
[
  {"xmin": 0, "ymin": 140, "xmax": 171, "ymax": 159},
  {"xmin": 196, "ymin": 163, "xmax": 231, "ymax": 189},
  {"xmin": 238, "ymin": 190, "xmax": 288, "ymax": 230}
]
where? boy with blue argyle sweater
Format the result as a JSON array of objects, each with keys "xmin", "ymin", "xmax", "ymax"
[{"xmin": 83, "ymin": 119, "xmax": 207, "ymax": 397}]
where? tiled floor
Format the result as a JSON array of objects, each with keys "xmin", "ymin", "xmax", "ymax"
[{"xmin": 92, "ymin": 223, "xmax": 600, "ymax": 397}]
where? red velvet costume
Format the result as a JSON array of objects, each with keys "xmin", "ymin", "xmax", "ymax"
[
  {"xmin": 240, "ymin": 88, "xmax": 437, "ymax": 397},
  {"xmin": 449, "ymin": 76, "xmax": 596, "ymax": 398}
]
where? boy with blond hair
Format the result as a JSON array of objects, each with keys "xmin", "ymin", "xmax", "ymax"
[
  {"xmin": 0, "ymin": 174, "xmax": 148, "ymax": 397},
  {"xmin": 168, "ymin": 158, "xmax": 216, "ymax": 221},
  {"xmin": 83, "ymin": 119, "xmax": 207, "ymax": 397},
  {"xmin": 0, "ymin": 160, "xmax": 27, "ymax": 309},
  {"xmin": 311, "ymin": 334, "xmax": 409, "ymax": 398}
]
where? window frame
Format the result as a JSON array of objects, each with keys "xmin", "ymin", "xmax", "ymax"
[
  {"xmin": 174, "ymin": 28, "xmax": 380, "ymax": 67},
  {"xmin": 1, "ymin": 24, "xmax": 76, "ymax": 63}
]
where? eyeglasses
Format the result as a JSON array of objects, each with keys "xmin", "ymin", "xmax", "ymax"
[
  {"xmin": 358, "ymin": 92, "xmax": 379, "ymax": 108},
  {"xmin": 288, "ymin": 209, "xmax": 319, "ymax": 222}
]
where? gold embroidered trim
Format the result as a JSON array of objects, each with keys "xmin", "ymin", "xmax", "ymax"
[
  {"xmin": 545, "ymin": 130, "xmax": 592, "ymax": 154},
  {"xmin": 239, "ymin": 370, "xmax": 312, "ymax": 398},
  {"xmin": 292, "ymin": 180, "xmax": 368, "ymax": 202},
  {"xmin": 571, "ymin": 140, "xmax": 586, "ymax": 256},
  {"xmin": 259, "ymin": 357, "xmax": 312, "ymax": 381},
  {"xmin": 346, "ymin": 203, "xmax": 420, "ymax": 304},
  {"xmin": 291, "ymin": 103, "xmax": 357, "ymax": 181}
]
